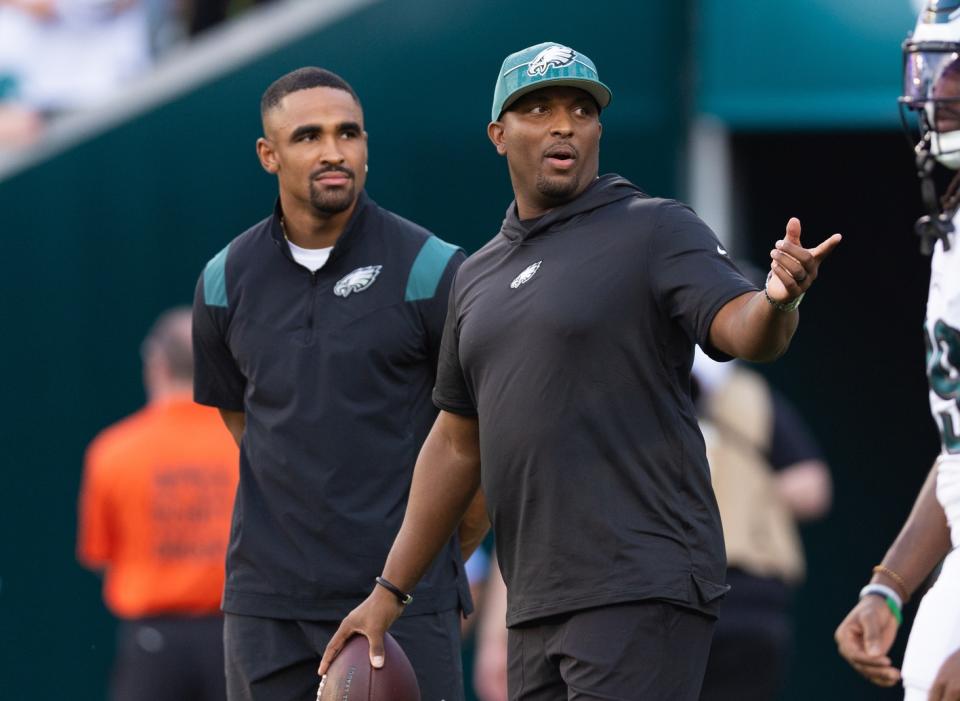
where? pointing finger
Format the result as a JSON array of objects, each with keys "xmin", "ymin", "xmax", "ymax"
[{"xmin": 811, "ymin": 233, "xmax": 842, "ymax": 260}]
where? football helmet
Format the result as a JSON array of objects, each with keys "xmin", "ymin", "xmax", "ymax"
[{"xmin": 901, "ymin": 1, "xmax": 960, "ymax": 251}]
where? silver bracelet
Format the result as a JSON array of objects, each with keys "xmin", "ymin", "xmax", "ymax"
[{"xmin": 764, "ymin": 285, "xmax": 804, "ymax": 312}]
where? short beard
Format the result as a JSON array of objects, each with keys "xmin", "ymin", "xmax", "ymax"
[
  {"xmin": 309, "ymin": 180, "xmax": 356, "ymax": 215},
  {"xmin": 535, "ymin": 172, "xmax": 579, "ymax": 204}
]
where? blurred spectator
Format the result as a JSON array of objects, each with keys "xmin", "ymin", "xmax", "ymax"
[
  {"xmin": 0, "ymin": 0, "xmax": 291, "ymax": 150},
  {"xmin": 143, "ymin": 0, "xmax": 186, "ymax": 56},
  {"xmin": 77, "ymin": 307, "xmax": 238, "ymax": 701},
  {"xmin": 0, "ymin": 0, "xmax": 152, "ymax": 148},
  {"xmin": 461, "ymin": 537, "xmax": 497, "ymax": 700},
  {"xmin": 0, "ymin": 102, "xmax": 42, "ymax": 147},
  {"xmin": 693, "ymin": 348, "xmax": 831, "ymax": 701},
  {"xmin": 471, "ymin": 554, "xmax": 508, "ymax": 701},
  {"xmin": 187, "ymin": 0, "xmax": 277, "ymax": 37},
  {"xmin": 463, "ymin": 542, "xmax": 490, "ymax": 637},
  {"xmin": 0, "ymin": 2, "xmax": 44, "ymax": 147}
]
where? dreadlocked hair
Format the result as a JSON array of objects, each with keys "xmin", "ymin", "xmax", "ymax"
[{"xmin": 942, "ymin": 170, "xmax": 960, "ymax": 214}]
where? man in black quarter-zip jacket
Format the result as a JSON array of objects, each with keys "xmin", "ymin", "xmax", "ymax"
[
  {"xmin": 192, "ymin": 67, "xmax": 487, "ymax": 701},
  {"xmin": 322, "ymin": 44, "xmax": 843, "ymax": 701}
]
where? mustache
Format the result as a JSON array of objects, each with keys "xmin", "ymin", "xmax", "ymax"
[
  {"xmin": 543, "ymin": 142, "xmax": 579, "ymax": 159},
  {"xmin": 311, "ymin": 165, "xmax": 355, "ymax": 179}
]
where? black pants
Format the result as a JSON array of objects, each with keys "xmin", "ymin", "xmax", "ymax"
[
  {"xmin": 699, "ymin": 570, "xmax": 793, "ymax": 701},
  {"xmin": 507, "ymin": 601, "xmax": 715, "ymax": 701},
  {"xmin": 698, "ymin": 629, "xmax": 789, "ymax": 701},
  {"xmin": 111, "ymin": 615, "xmax": 226, "ymax": 701},
  {"xmin": 224, "ymin": 610, "xmax": 464, "ymax": 701}
]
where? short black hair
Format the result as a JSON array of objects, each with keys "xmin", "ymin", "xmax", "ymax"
[{"xmin": 260, "ymin": 67, "xmax": 361, "ymax": 116}]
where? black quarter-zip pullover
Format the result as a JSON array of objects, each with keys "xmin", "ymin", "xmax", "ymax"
[{"xmin": 193, "ymin": 192, "xmax": 468, "ymax": 619}]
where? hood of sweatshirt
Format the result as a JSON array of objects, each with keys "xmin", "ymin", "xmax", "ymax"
[{"xmin": 499, "ymin": 174, "xmax": 648, "ymax": 243}]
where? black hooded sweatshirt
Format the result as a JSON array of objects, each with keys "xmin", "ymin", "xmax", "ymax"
[{"xmin": 434, "ymin": 174, "xmax": 757, "ymax": 626}]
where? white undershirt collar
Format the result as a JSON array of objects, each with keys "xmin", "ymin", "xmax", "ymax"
[{"xmin": 287, "ymin": 239, "xmax": 332, "ymax": 272}]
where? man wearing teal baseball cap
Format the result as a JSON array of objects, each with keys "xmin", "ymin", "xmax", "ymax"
[
  {"xmin": 489, "ymin": 42, "xmax": 612, "ymax": 122},
  {"xmin": 321, "ymin": 42, "xmax": 841, "ymax": 700}
]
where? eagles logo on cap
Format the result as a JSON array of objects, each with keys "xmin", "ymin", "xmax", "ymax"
[
  {"xmin": 490, "ymin": 41, "xmax": 612, "ymax": 122},
  {"xmin": 527, "ymin": 45, "xmax": 575, "ymax": 77}
]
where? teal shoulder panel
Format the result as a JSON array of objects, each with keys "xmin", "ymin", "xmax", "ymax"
[
  {"xmin": 405, "ymin": 236, "xmax": 461, "ymax": 302},
  {"xmin": 203, "ymin": 243, "xmax": 230, "ymax": 307}
]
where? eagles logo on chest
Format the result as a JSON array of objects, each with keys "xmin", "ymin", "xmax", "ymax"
[
  {"xmin": 334, "ymin": 265, "xmax": 382, "ymax": 298},
  {"xmin": 510, "ymin": 261, "xmax": 542, "ymax": 289}
]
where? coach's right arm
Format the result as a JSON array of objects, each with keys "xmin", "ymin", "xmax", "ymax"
[{"xmin": 319, "ymin": 409, "xmax": 482, "ymax": 673}]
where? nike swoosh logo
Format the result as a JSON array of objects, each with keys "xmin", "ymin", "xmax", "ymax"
[{"xmin": 717, "ymin": 245, "xmax": 728, "ymax": 256}]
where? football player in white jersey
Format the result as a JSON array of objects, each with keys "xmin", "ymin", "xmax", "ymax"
[{"xmin": 835, "ymin": 2, "xmax": 960, "ymax": 699}]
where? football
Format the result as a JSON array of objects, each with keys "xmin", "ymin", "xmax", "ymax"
[{"xmin": 317, "ymin": 632, "xmax": 420, "ymax": 701}]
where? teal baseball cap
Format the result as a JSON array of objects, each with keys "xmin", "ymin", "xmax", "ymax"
[{"xmin": 491, "ymin": 42, "xmax": 612, "ymax": 122}]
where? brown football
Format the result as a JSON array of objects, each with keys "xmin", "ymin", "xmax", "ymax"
[{"xmin": 317, "ymin": 632, "xmax": 420, "ymax": 701}]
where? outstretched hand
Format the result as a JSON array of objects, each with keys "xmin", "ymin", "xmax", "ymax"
[
  {"xmin": 318, "ymin": 588, "xmax": 403, "ymax": 676},
  {"xmin": 834, "ymin": 596, "xmax": 901, "ymax": 687},
  {"xmin": 766, "ymin": 218, "xmax": 842, "ymax": 304}
]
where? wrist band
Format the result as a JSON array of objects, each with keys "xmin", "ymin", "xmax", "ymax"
[
  {"xmin": 860, "ymin": 583, "xmax": 902, "ymax": 609},
  {"xmin": 375, "ymin": 576, "xmax": 413, "ymax": 606},
  {"xmin": 859, "ymin": 583, "xmax": 903, "ymax": 625},
  {"xmin": 873, "ymin": 564, "xmax": 909, "ymax": 600},
  {"xmin": 763, "ymin": 285, "xmax": 804, "ymax": 312}
]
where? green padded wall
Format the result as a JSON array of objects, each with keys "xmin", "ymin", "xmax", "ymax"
[{"xmin": 697, "ymin": 0, "xmax": 916, "ymax": 128}]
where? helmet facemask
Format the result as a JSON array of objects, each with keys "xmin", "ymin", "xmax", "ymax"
[
  {"xmin": 901, "ymin": 39, "xmax": 960, "ymax": 252},
  {"xmin": 904, "ymin": 45, "xmax": 960, "ymax": 168}
]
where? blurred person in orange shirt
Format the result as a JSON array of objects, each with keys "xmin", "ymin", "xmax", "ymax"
[{"xmin": 77, "ymin": 306, "xmax": 239, "ymax": 701}]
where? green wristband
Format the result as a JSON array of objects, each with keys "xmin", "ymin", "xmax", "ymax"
[
  {"xmin": 885, "ymin": 596, "xmax": 903, "ymax": 625},
  {"xmin": 860, "ymin": 583, "xmax": 903, "ymax": 626}
]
